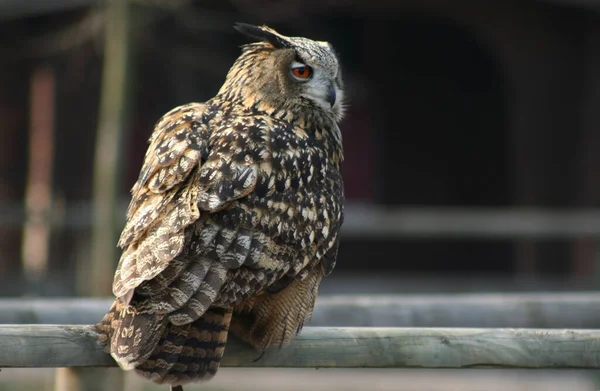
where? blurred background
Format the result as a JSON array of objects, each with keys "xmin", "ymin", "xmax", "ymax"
[{"xmin": 2, "ymin": 0, "xmax": 600, "ymax": 390}]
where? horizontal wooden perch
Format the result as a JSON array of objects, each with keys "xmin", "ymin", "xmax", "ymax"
[
  {"xmin": 2, "ymin": 292, "xmax": 600, "ymax": 328},
  {"xmin": 2, "ymin": 325, "xmax": 600, "ymax": 369}
]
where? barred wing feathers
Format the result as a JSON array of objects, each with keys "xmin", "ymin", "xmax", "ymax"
[{"xmin": 113, "ymin": 103, "xmax": 211, "ymax": 301}]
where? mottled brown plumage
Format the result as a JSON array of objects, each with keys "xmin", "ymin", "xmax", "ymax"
[{"xmin": 95, "ymin": 23, "xmax": 345, "ymax": 389}]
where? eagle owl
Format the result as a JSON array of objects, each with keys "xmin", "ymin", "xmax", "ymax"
[{"xmin": 96, "ymin": 23, "xmax": 345, "ymax": 390}]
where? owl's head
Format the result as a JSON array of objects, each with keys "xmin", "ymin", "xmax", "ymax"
[{"xmin": 228, "ymin": 23, "xmax": 345, "ymax": 122}]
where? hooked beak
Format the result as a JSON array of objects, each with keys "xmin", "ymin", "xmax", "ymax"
[{"xmin": 327, "ymin": 84, "xmax": 337, "ymax": 107}]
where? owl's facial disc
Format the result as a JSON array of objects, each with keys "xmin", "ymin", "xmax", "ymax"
[
  {"xmin": 290, "ymin": 59, "xmax": 342, "ymax": 112},
  {"xmin": 233, "ymin": 23, "xmax": 345, "ymax": 120}
]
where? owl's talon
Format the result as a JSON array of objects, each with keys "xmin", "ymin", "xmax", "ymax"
[
  {"xmin": 171, "ymin": 386, "xmax": 183, "ymax": 391},
  {"xmin": 253, "ymin": 350, "xmax": 266, "ymax": 362}
]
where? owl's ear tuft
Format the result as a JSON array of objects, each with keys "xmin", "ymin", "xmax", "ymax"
[{"xmin": 234, "ymin": 23, "xmax": 292, "ymax": 49}]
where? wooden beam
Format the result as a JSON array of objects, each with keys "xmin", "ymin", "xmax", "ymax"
[
  {"xmin": 69, "ymin": 1, "xmax": 131, "ymax": 388},
  {"xmin": 86, "ymin": 0, "xmax": 132, "ymax": 297},
  {"xmin": 21, "ymin": 65, "xmax": 55, "ymax": 282},
  {"xmin": 341, "ymin": 205, "xmax": 600, "ymax": 239},
  {"xmin": 2, "ymin": 293, "xmax": 600, "ymax": 328},
  {"xmin": 54, "ymin": 368, "xmax": 124, "ymax": 391},
  {"xmin": 8, "ymin": 203, "xmax": 600, "ymax": 238},
  {"xmin": 310, "ymin": 293, "xmax": 600, "ymax": 328},
  {"xmin": 1, "ymin": 325, "xmax": 600, "ymax": 369}
]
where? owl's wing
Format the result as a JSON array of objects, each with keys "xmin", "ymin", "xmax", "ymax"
[
  {"xmin": 112, "ymin": 105, "xmax": 263, "ymax": 303},
  {"xmin": 113, "ymin": 103, "xmax": 211, "ymax": 301},
  {"xmin": 321, "ymin": 234, "xmax": 340, "ymax": 276}
]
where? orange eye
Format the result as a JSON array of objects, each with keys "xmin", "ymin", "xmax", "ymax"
[{"xmin": 292, "ymin": 65, "xmax": 312, "ymax": 79}]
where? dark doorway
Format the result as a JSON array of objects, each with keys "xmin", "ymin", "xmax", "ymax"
[
  {"xmin": 374, "ymin": 18, "xmax": 508, "ymax": 206},
  {"xmin": 339, "ymin": 16, "xmax": 512, "ymax": 274}
]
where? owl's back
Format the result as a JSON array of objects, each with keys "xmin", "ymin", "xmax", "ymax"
[{"xmin": 96, "ymin": 99, "xmax": 343, "ymax": 385}]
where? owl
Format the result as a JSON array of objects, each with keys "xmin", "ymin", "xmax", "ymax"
[{"xmin": 95, "ymin": 23, "xmax": 345, "ymax": 390}]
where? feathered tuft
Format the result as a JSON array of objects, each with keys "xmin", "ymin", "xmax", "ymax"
[{"xmin": 233, "ymin": 23, "xmax": 292, "ymax": 49}]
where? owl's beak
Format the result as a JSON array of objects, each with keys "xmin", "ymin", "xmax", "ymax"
[{"xmin": 327, "ymin": 84, "xmax": 337, "ymax": 107}]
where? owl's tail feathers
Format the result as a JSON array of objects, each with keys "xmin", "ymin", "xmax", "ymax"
[
  {"xmin": 95, "ymin": 299, "xmax": 168, "ymax": 370},
  {"xmin": 135, "ymin": 306, "xmax": 233, "ymax": 386},
  {"xmin": 96, "ymin": 301, "xmax": 233, "ymax": 386}
]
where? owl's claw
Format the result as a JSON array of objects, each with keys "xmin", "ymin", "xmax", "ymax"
[
  {"xmin": 171, "ymin": 386, "xmax": 183, "ymax": 391},
  {"xmin": 253, "ymin": 350, "xmax": 266, "ymax": 362}
]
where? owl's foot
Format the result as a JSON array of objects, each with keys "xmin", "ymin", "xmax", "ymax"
[
  {"xmin": 253, "ymin": 350, "xmax": 266, "ymax": 362},
  {"xmin": 171, "ymin": 386, "xmax": 183, "ymax": 391}
]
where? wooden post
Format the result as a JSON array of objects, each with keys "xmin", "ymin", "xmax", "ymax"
[
  {"xmin": 68, "ymin": 0, "xmax": 133, "ymax": 389},
  {"xmin": 22, "ymin": 66, "xmax": 55, "ymax": 283},
  {"xmin": 54, "ymin": 368, "xmax": 125, "ymax": 391},
  {"xmin": 84, "ymin": 0, "xmax": 133, "ymax": 297}
]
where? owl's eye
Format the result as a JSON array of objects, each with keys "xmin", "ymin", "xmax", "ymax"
[{"xmin": 291, "ymin": 65, "xmax": 313, "ymax": 80}]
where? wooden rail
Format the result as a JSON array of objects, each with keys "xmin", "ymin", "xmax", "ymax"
[
  {"xmin": 2, "ymin": 325, "xmax": 600, "ymax": 369},
  {"xmin": 6, "ymin": 204, "xmax": 600, "ymax": 238},
  {"xmin": 2, "ymin": 293, "xmax": 600, "ymax": 328}
]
